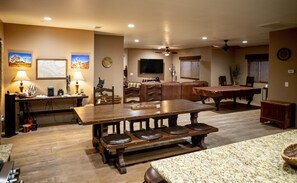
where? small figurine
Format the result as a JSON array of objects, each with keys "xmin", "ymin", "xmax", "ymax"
[
  {"xmin": 66, "ymin": 75, "xmax": 71, "ymax": 95},
  {"xmin": 97, "ymin": 77, "xmax": 104, "ymax": 88}
]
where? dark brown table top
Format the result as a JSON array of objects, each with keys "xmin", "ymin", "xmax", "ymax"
[
  {"xmin": 15, "ymin": 94, "xmax": 88, "ymax": 102},
  {"xmin": 74, "ymin": 99, "xmax": 215, "ymax": 125}
]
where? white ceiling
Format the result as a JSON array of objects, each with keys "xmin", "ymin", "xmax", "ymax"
[{"xmin": 1, "ymin": 0, "xmax": 297, "ymax": 50}]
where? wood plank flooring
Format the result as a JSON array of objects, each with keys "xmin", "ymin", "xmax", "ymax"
[{"xmin": 1, "ymin": 101, "xmax": 292, "ymax": 183}]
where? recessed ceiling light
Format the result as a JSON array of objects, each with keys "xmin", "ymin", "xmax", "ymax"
[
  {"xmin": 242, "ymin": 40, "xmax": 248, "ymax": 44},
  {"xmin": 134, "ymin": 39, "xmax": 139, "ymax": 43},
  {"xmin": 202, "ymin": 36, "xmax": 207, "ymax": 40},
  {"xmin": 128, "ymin": 24, "xmax": 135, "ymax": 28},
  {"xmin": 43, "ymin": 17, "xmax": 52, "ymax": 21}
]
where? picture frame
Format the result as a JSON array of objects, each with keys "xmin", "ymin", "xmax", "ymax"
[
  {"xmin": 36, "ymin": 59, "xmax": 67, "ymax": 79},
  {"xmin": 71, "ymin": 54, "xmax": 89, "ymax": 69},
  {"xmin": 8, "ymin": 51, "xmax": 32, "ymax": 67}
]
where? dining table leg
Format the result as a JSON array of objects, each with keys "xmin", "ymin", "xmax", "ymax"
[
  {"xmin": 190, "ymin": 112, "xmax": 198, "ymax": 124},
  {"xmin": 92, "ymin": 124, "xmax": 101, "ymax": 147}
]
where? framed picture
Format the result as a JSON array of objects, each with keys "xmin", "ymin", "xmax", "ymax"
[
  {"xmin": 8, "ymin": 51, "xmax": 32, "ymax": 67},
  {"xmin": 36, "ymin": 59, "xmax": 67, "ymax": 79},
  {"xmin": 71, "ymin": 54, "xmax": 89, "ymax": 69}
]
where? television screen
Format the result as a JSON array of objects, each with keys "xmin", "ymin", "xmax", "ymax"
[{"xmin": 139, "ymin": 59, "xmax": 164, "ymax": 74}]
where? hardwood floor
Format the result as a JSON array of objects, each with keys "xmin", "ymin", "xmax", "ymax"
[{"xmin": 2, "ymin": 102, "xmax": 291, "ymax": 183}]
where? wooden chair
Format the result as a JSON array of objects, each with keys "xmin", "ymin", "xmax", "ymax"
[
  {"xmin": 142, "ymin": 83, "xmax": 171, "ymax": 129},
  {"xmin": 93, "ymin": 86, "xmax": 120, "ymax": 135},
  {"xmin": 123, "ymin": 86, "xmax": 150, "ymax": 132},
  {"xmin": 245, "ymin": 76, "xmax": 255, "ymax": 87},
  {"xmin": 219, "ymin": 76, "xmax": 227, "ymax": 86}
]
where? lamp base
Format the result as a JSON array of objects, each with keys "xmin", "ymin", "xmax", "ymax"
[
  {"xmin": 75, "ymin": 83, "xmax": 79, "ymax": 94},
  {"xmin": 19, "ymin": 85, "xmax": 24, "ymax": 93}
]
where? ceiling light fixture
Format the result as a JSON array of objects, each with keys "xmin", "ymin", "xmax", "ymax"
[
  {"xmin": 202, "ymin": 36, "xmax": 207, "ymax": 40},
  {"xmin": 242, "ymin": 40, "xmax": 248, "ymax": 44},
  {"xmin": 43, "ymin": 17, "xmax": 52, "ymax": 21},
  {"xmin": 128, "ymin": 24, "xmax": 135, "ymax": 28},
  {"xmin": 134, "ymin": 39, "xmax": 139, "ymax": 43}
]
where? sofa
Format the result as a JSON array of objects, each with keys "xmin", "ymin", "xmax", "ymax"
[{"xmin": 126, "ymin": 81, "xmax": 208, "ymax": 102}]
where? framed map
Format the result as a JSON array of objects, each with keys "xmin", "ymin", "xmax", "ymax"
[{"xmin": 36, "ymin": 59, "xmax": 67, "ymax": 79}]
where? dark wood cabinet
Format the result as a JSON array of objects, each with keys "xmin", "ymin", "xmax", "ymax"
[
  {"xmin": 260, "ymin": 100, "xmax": 295, "ymax": 129},
  {"xmin": 5, "ymin": 94, "xmax": 17, "ymax": 136}
]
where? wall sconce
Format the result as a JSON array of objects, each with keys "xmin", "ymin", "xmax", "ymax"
[
  {"xmin": 13, "ymin": 70, "xmax": 30, "ymax": 93},
  {"xmin": 73, "ymin": 71, "xmax": 84, "ymax": 94}
]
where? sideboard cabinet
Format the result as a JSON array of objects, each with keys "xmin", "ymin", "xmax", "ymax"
[{"xmin": 260, "ymin": 100, "xmax": 295, "ymax": 129}]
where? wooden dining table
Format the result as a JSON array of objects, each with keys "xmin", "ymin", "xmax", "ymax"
[
  {"xmin": 74, "ymin": 99, "xmax": 217, "ymax": 173},
  {"xmin": 74, "ymin": 99, "xmax": 214, "ymax": 139}
]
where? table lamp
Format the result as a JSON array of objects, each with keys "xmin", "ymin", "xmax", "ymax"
[
  {"xmin": 13, "ymin": 70, "xmax": 30, "ymax": 93},
  {"xmin": 74, "ymin": 71, "xmax": 84, "ymax": 94}
]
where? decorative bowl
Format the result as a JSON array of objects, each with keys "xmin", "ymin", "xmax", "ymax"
[{"xmin": 281, "ymin": 143, "xmax": 297, "ymax": 168}]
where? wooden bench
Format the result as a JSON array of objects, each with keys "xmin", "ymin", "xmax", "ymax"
[{"xmin": 98, "ymin": 123, "xmax": 218, "ymax": 174}]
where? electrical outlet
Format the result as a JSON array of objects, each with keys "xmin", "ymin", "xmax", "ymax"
[{"xmin": 285, "ymin": 82, "xmax": 289, "ymax": 87}]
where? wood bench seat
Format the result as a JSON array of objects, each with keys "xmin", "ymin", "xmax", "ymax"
[{"xmin": 98, "ymin": 123, "xmax": 218, "ymax": 174}]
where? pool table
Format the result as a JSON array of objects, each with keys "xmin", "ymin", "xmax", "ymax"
[{"xmin": 193, "ymin": 86, "xmax": 261, "ymax": 111}]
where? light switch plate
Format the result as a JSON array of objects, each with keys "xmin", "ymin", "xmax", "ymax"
[
  {"xmin": 288, "ymin": 69, "xmax": 295, "ymax": 74},
  {"xmin": 285, "ymin": 82, "xmax": 289, "ymax": 87}
]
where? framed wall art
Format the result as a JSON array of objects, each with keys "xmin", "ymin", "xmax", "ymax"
[
  {"xmin": 71, "ymin": 54, "xmax": 89, "ymax": 69},
  {"xmin": 36, "ymin": 59, "xmax": 67, "ymax": 79},
  {"xmin": 8, "ymin": 51, "xmax": 32, "ymax": 67}
]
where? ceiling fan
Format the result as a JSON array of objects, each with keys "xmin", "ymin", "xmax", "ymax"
[
  {"xmin": 155, "ymin": 47, "xmax": 178, "ymax": 56},
  {"xmin": 213, "ymin": 40, "xmax": 230, "ymax": 51}
]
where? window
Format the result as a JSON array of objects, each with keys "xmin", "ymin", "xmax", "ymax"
[
  {"xmin": 180, "ymin": 56, "xmax": 201, "ymax": 79},
  {"xmin": 246, "ymin": 54, "xmax": 269, "ymax": 83}
]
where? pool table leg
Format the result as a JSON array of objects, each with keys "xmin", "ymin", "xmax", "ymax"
[{"xmin": 213, "ymin": 98, "xmax": 222, "ymax": 111}]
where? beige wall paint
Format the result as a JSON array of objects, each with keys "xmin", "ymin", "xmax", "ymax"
[
  {"xmin": 0, "ymin": 20, "xmax": 3, "ymax": 139},
  {"xmin": 211, "ymin": 48, "xmax": 234, "ymax": 86},
  {"xmin": 127, "ymin": 49, "xmax": 172, "ymax": 82},
  {"xmin": 2, "ymin": 23, "xmax": 94, "ymax": 124},
  {"xmin": 94, "ymin": 35, "xmax": 124, "ymax": 97},
  {"xmin": 269, "ymin": 28, "xmax": 297, "ymax": 127}
]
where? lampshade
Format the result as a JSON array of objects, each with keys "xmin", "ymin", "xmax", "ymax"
[
  {"xmin": 14, "ymin": 70, "xmax": 30, "ymax": 81},
  {"xmin": 73, "ymin": 71, "xmax": 84, "ymax": 81}
]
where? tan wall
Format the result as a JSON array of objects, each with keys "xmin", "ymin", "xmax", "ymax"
[
  {"xmin": 269, "ymin": 28, "xmax": 297, "ymax": 127},
  {"xmin": 2, "ymin": 23, "xmax": 94, "ymax": 124},
  {"xmin": 127, "ymin": 49, "xmax": 172, "ymax": 82},
  {"xmin": 94, "ymin": 35, "xmax": 124, "ymax": 97},
  {"xmin": 211, "ymin": 48, "xmax": 234, "ymax": 86},
  {"xmin": 0, "ymin": 20, "xmax": 3, "ymax": 139}
]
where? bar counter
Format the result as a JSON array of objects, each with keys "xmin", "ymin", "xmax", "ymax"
[
  {"xmin": 0, "ymin": 144, "xmax": 13, "ymax": 162},
  {"xmin": 151, "ymin": 130, "xmax": 297, "ymax": 183}
]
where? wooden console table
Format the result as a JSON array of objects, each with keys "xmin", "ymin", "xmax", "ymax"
[
  {"xmin": 15, "ymin": 95, "xmax": 88, "ymax": 126},
  {"xmin": 260, "ymin": 100, "xmax": 295, "ymax": 129}
]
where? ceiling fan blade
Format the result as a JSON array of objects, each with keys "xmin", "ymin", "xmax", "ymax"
[
  {"xmin": 155, "ymin": 51, "xmax": 162, "ymax": 53},
  {"xmin": 171, "ymin": 51, "xmax": 178, "ymax": 54}
]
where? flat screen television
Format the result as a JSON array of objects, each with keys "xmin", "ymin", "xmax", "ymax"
[{"xmin": 139, "ymin": 59, "xmax": 164, "ymax": 74}]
